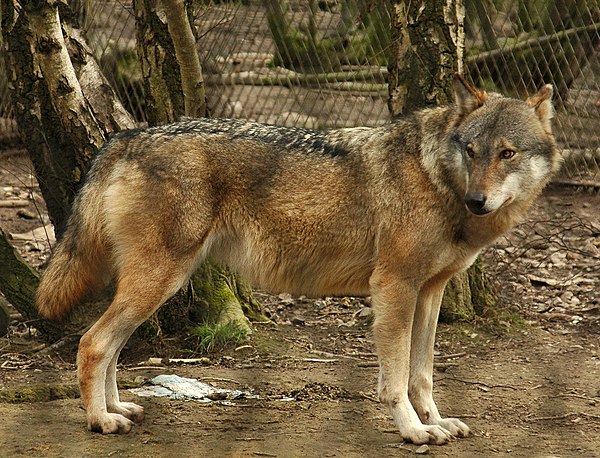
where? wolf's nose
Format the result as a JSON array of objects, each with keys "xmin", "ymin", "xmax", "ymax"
[{"xmin": 465, "ymin": 192, "xmax": 488, "ymax": 215}]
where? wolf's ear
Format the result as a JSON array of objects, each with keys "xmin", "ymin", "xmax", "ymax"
[
  {"xmin": 526, "ymin": 84, "xmax": 554, "ymax": 134},
  {"xmin": 453, "ymin": 74, "xmax": 487, "ymax": 115}
]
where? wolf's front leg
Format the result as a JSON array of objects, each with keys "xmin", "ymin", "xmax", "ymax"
[
  {"xmin": 408, "ymin": 278, "xmax": 470, "ymax": 438},
  {"xmin": 371, "ymin": 275, "xmax": 454, "ymax": 445}
]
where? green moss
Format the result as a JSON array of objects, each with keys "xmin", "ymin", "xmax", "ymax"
[
  {"xmin": 441, "ymin": 259, "xmax": 498, "ymax": 323},
  {"xmin": 441, "ymin": 272, "xmax": 475, "ymax": 323},
  {"xmin": 0, "ymin": 384, "xmax": 80, "ymax": 403},
  {"xmin": 190, "ymin": 262, "xmax": 263, "ymax": 333},
  {"xmin": 116, "ymin": 379, "xmax": 144, "ymax": 390}
]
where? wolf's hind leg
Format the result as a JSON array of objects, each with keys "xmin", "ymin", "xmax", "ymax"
[
  {"xmin": 409, "ymin": 278, "xmax": 470, "ymax": 438},
  {"xmin": 78, "ymin": 252, "xmax": 197, "ymax": 434},
  {"xmin": 105, "ymin": 342, "xmax": 145, "ymax": 423}
]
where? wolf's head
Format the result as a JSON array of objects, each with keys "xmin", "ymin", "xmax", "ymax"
[{"xmin": 450, "ymin": 75, "xmax": 561, "ymax": 216}]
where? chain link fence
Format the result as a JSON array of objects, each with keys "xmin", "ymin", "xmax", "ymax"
[{"xmin": 1, "ymin": 0, "xmax": 598, "ymax": 182}]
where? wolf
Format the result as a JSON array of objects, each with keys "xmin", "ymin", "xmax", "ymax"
[{"xmin": 36, "ymin": 75, "xmax": 560, "ymax": 444}]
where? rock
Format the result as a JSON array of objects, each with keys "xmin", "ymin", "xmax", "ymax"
[
  {"xmin": 10, "ymin": 224, "xmax": 55, "ymax": 243},
  {"xmin": 278, "ymin": 292, "xmax": 293, "ymax": 303},
  {"xmin": 357, "ymin": 307, "xmax": 373, "ymax": 318},
  {"xmin": 17, "ymin": 209, "xmax": 36, "ymax": 219},
  {"xmin": 549, "ymin": 251, "xmax": 567, "ymax": 266},
  {"xmin": 415, "ymin": 444, "xmax": 430, "ymax": 454},
  {"xmin": 291, "ymin": 316, "xmax": 305, "ymax": 326},
  {"xmin": 528, "ymin": 274, "xmax": 560, "ymax": 287},
  {"xmin": 560, "ymin": 291, "xmax": 574, "ymax": 302}
]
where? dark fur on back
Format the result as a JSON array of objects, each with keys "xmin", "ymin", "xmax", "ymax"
[{"xmin": 116, "ymin": 118, "xmax": 352, "ymax": 157}]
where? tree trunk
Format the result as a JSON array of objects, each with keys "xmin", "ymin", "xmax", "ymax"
[
  {"xmin": 440, "ymin": 258, "xmax": 496, "ymax": 322},
  {"xmin": 388, "ymin": 0, "xmax": 464, "ymax": 116},
  {"xmin": 1, "ymin": 0, "xmax": 134, "ymax": 238},
  {"xmin": 134, "ymin": 0, "xmax": 182, "ymax": 125},
  {"xmin": 2, "ymin": 0, "xmax": 82, "ymax": 238},
  {"xmin": 161, "ymin": 0, "xmax": 207, "ymax": 118},
  {"xmin": 388, "ymin": 0, "xmax": 495, "ymax": 321},
  {"xmin": 134, "ymin": 0, "xmax": 262, "ymax": 334}
]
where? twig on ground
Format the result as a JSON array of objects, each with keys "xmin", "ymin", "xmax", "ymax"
[
  {"xmin": 358, "ymin": 361, "xmax": 459, "ymax": 369},
  {"xmin": 436, "ymin": 352, "xmax": 467, "ymax": 360},
  {"xmin": 127, "ymin": 366, "xmax": 166, "ymax": 371},
  {"xmin": 0, "ymin": 200, "xmax": 29, "ymax": 208},
  {"xmin": 35, "ymin": 333, "xmax": 81, "ymax": 356},
  {"xmin": 200, "ymin": 376, "xmax": 246, "ymax": 386},
  {"xmin": 527, "ymin": 412, "xmax": 600, "ymax": 422},
  {"xmin": 303, "ymin": 358, "xmax": 338, "ymax": 363},
  {"xmin": 440, "ymin": 375, "xmax": 520, "ymax": 390},
  {"xmin": 310, "ymin": 349, "xmax": 362, "ymax": 360}
]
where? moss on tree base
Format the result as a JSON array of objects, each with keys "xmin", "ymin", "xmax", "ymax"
[{"xmin": 441, "ymin": 258, "xmax": 497, "ymax": 323}]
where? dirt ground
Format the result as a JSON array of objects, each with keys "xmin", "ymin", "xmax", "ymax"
[{"xmin": 1, "ymin": 149, "xmax": 599, "ymax": 457}]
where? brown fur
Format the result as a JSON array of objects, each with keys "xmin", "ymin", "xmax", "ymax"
[{"xmin": 36, "ymin": 76, "xmax": 560, "ymax": 444}]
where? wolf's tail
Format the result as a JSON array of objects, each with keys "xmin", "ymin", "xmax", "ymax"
[{"xmin": 36, "ymin": 179, "xmax": 109, "ymax": 321}]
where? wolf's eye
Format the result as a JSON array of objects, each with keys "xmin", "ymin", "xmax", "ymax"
[
  {"xmin": 465, "ymin": 144, "xmax": 475, "ymax": 158},
  {"xmin": 499, "ymin": 149, "xmax": 516, "ymax": 159}
]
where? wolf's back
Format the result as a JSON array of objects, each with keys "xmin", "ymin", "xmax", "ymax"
[{"xmin": 36, "ymin": 156, "xmax": 112, "ymax": 321}]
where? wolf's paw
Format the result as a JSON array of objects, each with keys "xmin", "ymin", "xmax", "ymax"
[
  {"xmin": 108, "ymin": 401, "xmax": 145, "ymax": 423},
  {"xmin": 435, "ymin": 417, "xmax": 470, "ymax": 438},
  {"xmin": 403, "ymin": 424, "xmax": 453, "ymax": 445},
  {"xmin": 88, "ymin": 413, "xmax": 134, "ymax": 434}
]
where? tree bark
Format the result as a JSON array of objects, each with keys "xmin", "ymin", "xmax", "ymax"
[
  {"xmin": 161, "ymin": 0, "xmax": 207, "ymax": 118},
  {"xmin": 440, "ymin": 258, "xmax": 496, "ymax": 322},
  {"xmin": 2, "ymin": 0, "xmax": 80, "ymax": 238},
  {"xmin": 388, "ymin": 0, "xmax": 464, "ymax": 116},
  {"xmin": 134, "ymin": 0, "xmax": 182, "ymax": 125},
  {"xmin": 388, "ymin": 0, "xmax": 495, "ymax": 321},
  {"xmin": 23, "ymin": 0, "xmax": 106, "ymax": 164},
  {"xmin": 1, "ymin": 0, "xmax": 134, "ymax": 238},
  {"xmin": 0, "ymin": 229, "xmax": 63, "ymax": 337}
]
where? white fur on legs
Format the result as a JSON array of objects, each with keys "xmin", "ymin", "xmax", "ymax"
[
  {"xmin": 379, "ymin": 370, "xmax": 454, "ymax": 445},
  {"xmin": 408, "ymin": 375, "xmax": 470, "ymax": 437},
  {"xmin": 78, "ymin": 330, "xmax": 135, "ymax": 434},
  {"xmin": 78, "ymin": 252, "xmax": 196, "ymax": 434},
  {"xmin": 105, "ymin": 345, "xmax": 145, "ymax": 423},
  {"xmin": 371, "ymin": 276, "xmax": 454, "ymax": 445},
  {"xmin": 408, "ymin": 278, "xmax": 470, "ymax": 438}
]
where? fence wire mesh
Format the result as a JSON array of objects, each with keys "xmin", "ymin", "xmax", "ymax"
[{"xmin": 0, "ymin": 0, "xmax": 598, "ymax": 182}]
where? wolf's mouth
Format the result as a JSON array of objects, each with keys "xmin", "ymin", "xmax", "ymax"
[
  {"xmin": 499, "ymin": 195, "xmax": 515, "ymax": 209},
  {"xmin": 466, "ymin": 195, "xmax": 514, "ymax": 217}
]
